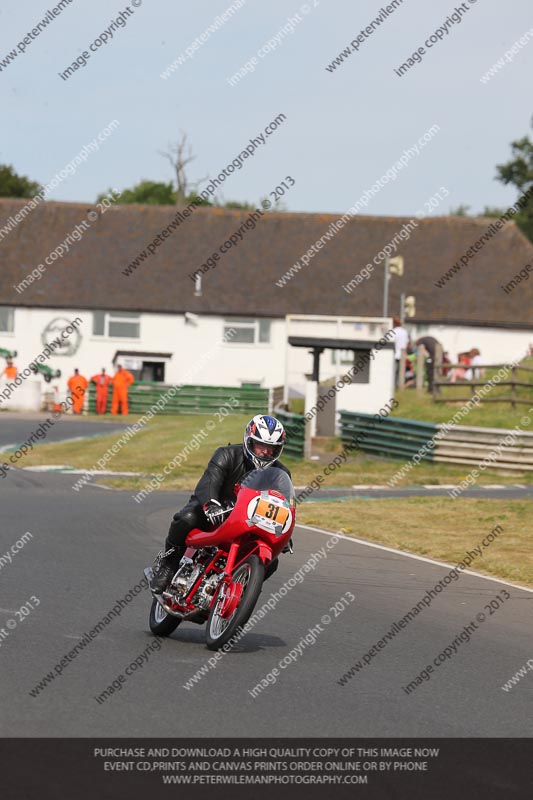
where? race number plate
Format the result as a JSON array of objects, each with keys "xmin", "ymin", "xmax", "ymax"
[
  {"xmin": 254, "ymin": 498, "xmax": 289, "ymax": 527},
  {"xmin": 247, "ymin": 493, "xmax": 292, "ymax": 536}
]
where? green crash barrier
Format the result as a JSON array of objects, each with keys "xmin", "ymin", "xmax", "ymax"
[
  {"xmin": 273, "ymin": 408, "xmax": 305, "ymax": 459},
  {"xmin": 339, "ymin": 411, "xmax": 438, "ymax": 461},
  {"xmin": 86, "ymin": 382, "xmax": 269, "ymax": 417}
]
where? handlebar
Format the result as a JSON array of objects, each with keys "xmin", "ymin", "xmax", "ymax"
[{"xmin": 209, "ymin": 502, "xmax": 235, "ymax": 520}]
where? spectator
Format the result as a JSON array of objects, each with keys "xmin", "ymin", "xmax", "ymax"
[
  {"xmin": 404, "ymin": 345, "xmax": 416, "ymax": 388},
  {"xmin": 91, "ymin": 368, "xmax": 112, "ymax": 414},
  {"xmin": 392, "ymin": 316, "xmax": 410, "ymax": 387},
  {"xmin": 415, "ymin": 335, "xmax": 441, "ymax": 393},
  {"xmin": 67, "ymin": 368, "xmax": 88, "ymax": 414},
  {"xmin": 0, "ymin": 358, "xmax": 17, "ymax": 380},
  {"xmin": 111, "ymin": 364, "xmax": 134, "ymax": 415},
  {"xmin": 466, "ymin": 348, "xmax": 484, "ymax": 380},
  {"xmin": 449, "ymin": 352, "xmax": 470, "ymax": 383}
]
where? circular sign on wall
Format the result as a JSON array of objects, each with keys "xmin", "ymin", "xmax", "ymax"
[{"xmin": 41, "ymin": 317, "xmax": 82, "ymax": 356}]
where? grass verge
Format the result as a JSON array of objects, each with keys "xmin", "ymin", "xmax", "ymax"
[
  {"xmin": 297, "ymin": 497, "xmax": 533, "ymax": 588},
  {"xmin": 16, "ymin": 413, "xmax": 533, "ymax": 490}
]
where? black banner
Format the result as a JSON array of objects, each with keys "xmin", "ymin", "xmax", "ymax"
[{"xmin": 1, "ymin": 738, "xmax": 532, "ymax": 799}]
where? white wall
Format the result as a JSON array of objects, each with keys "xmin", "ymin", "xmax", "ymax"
[
  {"xmin": 2, "ymin": 308, "xmax": 528, "ymax": 412},
  {"xmin": 336, "ymin": 348, "xmax": 395, "ymax": 415},
  {"xmin": 285, "ymin": 314, "xmax": 393, "ymax": 397},
  {"xmin": 0, "ymin": 308, "xmax": 287, "ymax": 403}
]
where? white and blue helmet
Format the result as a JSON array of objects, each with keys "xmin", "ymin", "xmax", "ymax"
[{"xmin": 243, "ymin": 414, "xmax": 286, "ymax": 470}]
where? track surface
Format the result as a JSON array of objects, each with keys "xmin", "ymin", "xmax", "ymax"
[
  {"xmin": 0, "ymin": 414, "xmax": 129, "ymax": 450},
  {"xmin": 1, "ymin": 469, "xmax": 532, "ymax": 737}
]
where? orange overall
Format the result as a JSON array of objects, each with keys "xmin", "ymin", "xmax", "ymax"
[
  {"xmin": 4, "ymin": 365, "xmax": 17, "ymax": 380},
  {"xmin": 91, "ymin": 373, "xmax": 112, "ymax": 414},
  {"xmin": 111, "ymin": 369, "xmax": 134, "ymax": 415},
  {"xmin": 67, "ymin": 374, "xmax": 88, "ymax": 414}
]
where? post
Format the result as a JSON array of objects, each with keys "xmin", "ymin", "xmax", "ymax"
[
  {"xmin": 433, "ymin": 342, "xmax": 443, "ymax": 400},
  {"xmin": 304, "ymin": 416, "xmax": 312, "ymax": 459},
  {"xmin": 511, "ymin": 365, "xmax": 517, "ymax": 408},
  {"xmin": 305, "ymin": 380, "xmax": 318, "ymax": 439},
  {"xmin": 416, "ymin": 348, "xmax": 424, "ymax": 394},
  {"xmin": 398, "ymin": 348, "xmax": 406, "ymax": 390},
  {"xmin": 383, "ymin": 257, "xmax": 389, "ymax": 317}
]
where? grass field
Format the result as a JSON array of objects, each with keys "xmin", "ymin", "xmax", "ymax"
[
  {"xmin": 391, "ymin": 386, "xmax": 533, "ymax": 429},
  {"xmin": 297, "ymin": 497, "xmax": 533, "ymax": 588},
  {"xmin": 16, "ymin": 411, "xmax": 533, "ymax": 490}
]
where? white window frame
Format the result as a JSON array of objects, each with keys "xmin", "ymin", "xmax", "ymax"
[
  {"xmin": 92, "ymin": 311, "xmax": 141, "ymax": 339},
  {"xmin": 223, "ymin": 318, "xmax": 271, "ymax": 346},
  {"xmin": 0, "ymin": 307, "xmax": 15, "ymax": 334}
]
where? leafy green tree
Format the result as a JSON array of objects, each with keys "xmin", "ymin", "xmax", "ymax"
[
  {"xmin": 449, "ymin": 204, "xmax": 471, "ymax": 216},
  {"xmin": 224, "ymin": 200, "xmax": 256, "ymax": 210},
  {"xmin": 496, "ymin": 132, "xmax": 533, "ymax": 242},
  {"xmin": 481, "ymin": 206, "xmax": 506, "ymax": 218},
  {"xmin": 0, "ymin": 164, "xmax": 42, "ymax": 198},
  {"xmin": 97, "ymin": 180, "xmax": 176, "ymax": 205}
]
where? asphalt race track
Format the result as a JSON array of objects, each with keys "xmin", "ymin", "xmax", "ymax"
[
  {"xmin": 1, "ymin": 467, "xmax": 532, "ymax": 738},
  {"xmin": 0, "ymin": 414, "xmax": 130, "ymax": 451}
]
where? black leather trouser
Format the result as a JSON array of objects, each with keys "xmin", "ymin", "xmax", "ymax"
[{"xmin": 164, "ymin": 499, "xmax": 209, "ymax": 555}]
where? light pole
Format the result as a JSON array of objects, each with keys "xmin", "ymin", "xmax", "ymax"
[
  {"xmin": 383, "ymin": 256, "xmax": 404, "ymax": 317},
  {"xmin": 383, "ymin": 256, "xmax": 390, "ymax": 318}
]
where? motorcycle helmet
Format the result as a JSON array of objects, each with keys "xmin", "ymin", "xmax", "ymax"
[{"xmin": 243, "ymin": 414, "xmax": 285, "ymax": 470}]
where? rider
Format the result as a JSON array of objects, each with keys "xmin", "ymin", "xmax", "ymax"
[{"xmin": 150, "ymin": 414, "xmax": 291, "ymax": 594}]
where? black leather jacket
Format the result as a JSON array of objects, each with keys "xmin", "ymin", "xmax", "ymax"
[{"xmin": 192, "ymin": 444, "xmax": 291, "ymax": 507}]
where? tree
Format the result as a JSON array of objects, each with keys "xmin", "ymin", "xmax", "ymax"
[
  {"xmin": 496, "ymin": 131, "xmax": 533, "ymax": 242},
  {"xmin": 481, "ymin": 206, "xmax": 506, "ymax": 218},
  {"xmin": 449, "ymin": 204, "xmax": 471, "ymax": 216},
  {"xmin": 221, "ymin": 199, "xmax": 256, "ymax": 211},
  {"xmin": 98, "ymin": 132, "xmax": 287, "ymax": 211},
  {"xmin": 98, "ymin": 180, "xmax": 176, "ymax": 205},
  {"xmin": 159, "ymin": 132, "xmax": 208, "ymax": 204},
  {"xmin": 0, "ymin": 164, "xmax": 42, "ymax": 198}
]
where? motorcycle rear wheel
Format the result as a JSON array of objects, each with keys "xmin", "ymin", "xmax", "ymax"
[
  {"xmin": 149, "ymin": 597, "xmax": 181, "ymax": 636},
  {"xmin": 205, "ymin": 555, "xmax": 264, "ymax": 650}
]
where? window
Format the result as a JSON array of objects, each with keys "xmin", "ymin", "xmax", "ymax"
[
  {"xmin": 0, "ymin": 307, "xmax": 14, "ymax": 332},
  {"xmin": 332, "ymin": 349, "xmax": 354, "ymax": 366},
  {"xmin": 352, "ymin": 350, "xmax": 370, "ymax": 383},
  {"xmin": 224, "ymin": 318, "xmax": 271, "ymax": 344},
  {"xmin": 93, "ymin": 311, "xmax": 140, "ymax": 338}
]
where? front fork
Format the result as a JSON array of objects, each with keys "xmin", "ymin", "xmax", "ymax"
[{"xmin": 213, "ymin": 540, "xmax": 273, "ymax": 619}]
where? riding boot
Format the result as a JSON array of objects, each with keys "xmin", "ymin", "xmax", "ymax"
[{"xmin": 150, "ymin": 539, "xmax": 186, "ymax": 594}]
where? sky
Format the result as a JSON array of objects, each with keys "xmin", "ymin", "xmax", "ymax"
[{"xmin": 1, "ymin": 0, "xmax": 532, "ymax": 218}]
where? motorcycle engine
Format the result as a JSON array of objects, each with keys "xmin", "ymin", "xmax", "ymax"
[
  {"xmin": 169, "ymin": 559, "xmax": 200, "ymax": 599},
  {"xmin": 168, "ymin": 549, "xmax": 222, "ymax": 608},
  {"xmin": 193, "ymin": 573, "xmax": 223, "ymax": 611}
]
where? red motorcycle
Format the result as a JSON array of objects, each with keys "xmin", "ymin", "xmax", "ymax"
[{"xmin": 145, "ymin": 467, "xmax": 295, "ymax": 650}]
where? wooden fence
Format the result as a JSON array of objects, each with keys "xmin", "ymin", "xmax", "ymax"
[{"xmin": 397, "ymin": 345, "xmax": 533, "ymax": 407}]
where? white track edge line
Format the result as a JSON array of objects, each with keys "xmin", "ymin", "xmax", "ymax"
[{"xmin": 296, "ymin": 523, "xmax": 533, "ymax": 595}]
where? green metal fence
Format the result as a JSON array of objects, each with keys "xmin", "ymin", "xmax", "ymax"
[
  {"xmin": 339, "ymin": 411, "xmax": 437, "ymax": 461},
  {"xmin": 87, "ymin": 383, "xmax": 269, "ymax": 416},
  {"xmin": 274, "ymin": 408, "xmax": 306, "ymax": 459}
]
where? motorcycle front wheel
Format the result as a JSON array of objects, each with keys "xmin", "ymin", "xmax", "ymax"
[
  {"xmin": 149, "ymin": 597, "xmax": 181, "ymax": 636},
  {"xmin": 205, "ymin": 555, "xmax": 264, "ymax": 650}
]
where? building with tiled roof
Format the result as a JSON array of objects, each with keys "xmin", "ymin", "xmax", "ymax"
[{"xmin": 1, "ymin": 198, "xmax": 532, "ymax": 412}]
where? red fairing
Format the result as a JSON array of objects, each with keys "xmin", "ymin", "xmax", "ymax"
[{"xmin": 186, "ymin": 484, "xmax": 295, "ymax": 564}]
